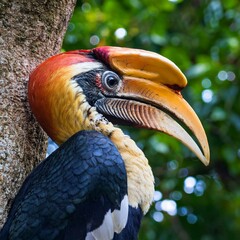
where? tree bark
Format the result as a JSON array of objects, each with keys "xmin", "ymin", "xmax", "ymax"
[{"xmin": 0, "ymin": 0, "xmax": 76, "ymax": 226}]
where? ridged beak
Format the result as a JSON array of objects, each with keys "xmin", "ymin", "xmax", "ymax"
[{"xmin": 94, "ymin": 47, "xmax": 210, "ymax": 166}]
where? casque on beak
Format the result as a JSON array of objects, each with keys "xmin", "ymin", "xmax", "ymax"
[{"xmin": 93, "ymin": 47, "xmax": 210, "ymax": 166}]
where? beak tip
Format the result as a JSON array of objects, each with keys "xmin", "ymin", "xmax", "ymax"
[
  {"xmin": 201, "ymin": 152, "xmax": 210, "ymax": 166},
  {"xmin": 203, "ymin": 158, "xmax": 210, "ymax": 166}
]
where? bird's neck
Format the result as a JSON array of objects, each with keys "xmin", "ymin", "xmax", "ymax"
[
  {"xmin": 55, "ymin": 88, "xmax": 154, "ymax": 213},
  {"xmin": 86, "ymin": 107, "xmax": 154, "ymax": 214}
]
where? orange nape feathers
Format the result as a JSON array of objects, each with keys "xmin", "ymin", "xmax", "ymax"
[{"xmin": 28, "ymin": 51, "xmax": 96, "ymax": 144}]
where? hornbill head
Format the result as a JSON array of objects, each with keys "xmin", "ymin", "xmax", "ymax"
[{"xmin": 28, "ymin": 46, "xmax": 210, "ymax": 166}]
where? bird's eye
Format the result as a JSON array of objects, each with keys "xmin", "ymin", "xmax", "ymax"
[{"xmin": 102, "ymin": 71, "xmax": 121, "ymax": 92}]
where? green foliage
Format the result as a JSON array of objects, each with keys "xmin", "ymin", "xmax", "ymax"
[{"xmin": 63, "ymin": 0, "xmax": 240, "ymax": 239}]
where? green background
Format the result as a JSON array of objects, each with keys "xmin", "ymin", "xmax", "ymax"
[{"xmin": 62, "ymin": 0, "xmax": 240, "ymax": 239}]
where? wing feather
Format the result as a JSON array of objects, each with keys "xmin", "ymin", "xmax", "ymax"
[{"xmin": 0, "ymin": 131, "xmax": 128, "ymax": 240}]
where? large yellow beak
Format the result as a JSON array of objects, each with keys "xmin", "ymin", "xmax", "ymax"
[{"xmin": 93, "ymin": 47, "xmax": 210, "ymax": 166}]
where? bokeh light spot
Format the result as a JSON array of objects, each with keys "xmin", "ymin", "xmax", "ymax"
[
  {"xmin": 161, "ymin": 199, "xmax": 177, "ymax": 216},
  {"xmin": 179, "ymin": 168, "xmax": 189, "ymax": 178},
  {"xmin": 167, "ymin": 160, "xmax": 178, "ymax": 171},
  {"xmin": 153, "ymin": 211, "xmax": 164, "ymax": 222},
  {"xmin": 178, "ymin": 207, "xmax": 188, "ymax": 216},
  {"xmin": 201, "ymin": 78, "xmax": 212, "ymax": 88},
  {"xmin": 227, "ymin": 71, "xmax": 235, "ymax": 81},
  {"xmin": 90, "ymin": 35, "xmax": 100, "ymax": 45},
  {"xmin": 194, "ymin": 180, "xmax": 206, "ymax": 196},
  {"xmin": 202, "ymin": 89, "xmax": 213, "ymax": 103},
  {"xmin": 184, "ymin": 176, "xmax": 196, "ymax": 194},
  {"xmin": 154, "ymin": 191, "xmax": 163, "ymax": 202},
  {"xmin": 114, "ymin": 28, "xmax": 127, "ymax": 39},
  {"xmin": 218, "ymin": 70, "xmax": 228, "ymax": 81},
  {"xmin": 187, "ymin": 213, "xmax": 198, "ymax": 224},
  {"xmin": 170, "ymin": 191, "xmax": 182, "ymax": 201},
  {"xmin": 81, "ymin": 2, "xmax": 91, "ymax": 12}
]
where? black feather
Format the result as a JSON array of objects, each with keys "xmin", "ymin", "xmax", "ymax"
[{"xmin": 0, "ymin": 131, "xmax": 127, "ymax": 240}]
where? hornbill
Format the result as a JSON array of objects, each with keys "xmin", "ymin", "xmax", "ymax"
[{"xmin": 0, "ymin": 47, "xmax": 210, "ymax": 240}]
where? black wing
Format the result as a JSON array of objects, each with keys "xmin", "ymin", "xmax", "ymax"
[{"xmin": 0, "ymin": 130, "xmax": 128, "ymax": 240}]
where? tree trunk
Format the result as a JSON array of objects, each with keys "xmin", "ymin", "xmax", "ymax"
[{"xmin": 0, "ymin": 0, "xmax": 76, "ymax": 226}]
